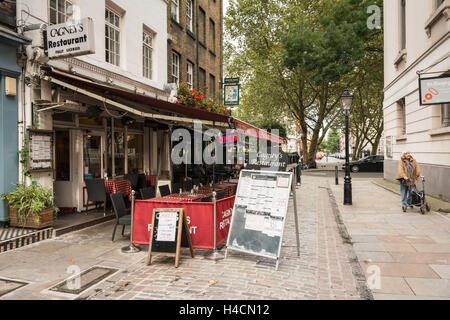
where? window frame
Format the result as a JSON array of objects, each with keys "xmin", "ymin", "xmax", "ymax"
[
  {"xmin": 209, "ymin": 18, "xmax": 216, "ymax": 53},
  {"xmin": 143, "ymin": 30, "xmax": 154, "ymax": 80},
  {"xmin": 187, "ymin": 60, "xmax": 194, "ymax": 89},
  {"xmin": 199, "ymin": 7, "xmax": 206, "ymax": 44},
  {"xmin": 49, "ymin": 0, "xmax": 73, "ymax": 25},
  {"xmin": 186, "ymin": 0, "xmax": 194, "ymax": 32},
  {"xmin": 105, "ymin": 7, "xmax": 121, "ymax": 67},
  {"xmin": 400, "ymin": 0, "xmax": 406, "ymax": 51},
  {"xmin": 171, "ymin": 0, "xmax": 180, "ymax": 22},
  {"xmin": 171, "ymin": 51, "xmax": 180, "ymax": 84}
]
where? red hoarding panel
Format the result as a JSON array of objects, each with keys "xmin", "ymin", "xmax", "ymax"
[{"xmin": 132, "ymin": 196, "xmax": 235, "ymax": 249}]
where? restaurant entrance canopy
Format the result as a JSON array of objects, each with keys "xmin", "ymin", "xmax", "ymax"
[{"xmin": 42, "ymin": 67, "xmax": 284, "ymax": 144}]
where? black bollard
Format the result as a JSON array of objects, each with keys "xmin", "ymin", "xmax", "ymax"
[{"xmin": 335, "ymin": 166, "xmax": 339, "ymax": 185}]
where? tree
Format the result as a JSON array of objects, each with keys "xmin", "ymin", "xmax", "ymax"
[{"xmin": 225, "ymin": 0, "xmax": 384, "ymax": 164}]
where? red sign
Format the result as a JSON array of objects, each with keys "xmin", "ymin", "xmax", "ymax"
[
  {"xmin": 132, "ymin": 196, "xmax": 235, "ymax": 249},
  {"xmin": 220, "ymin": 134, "xmax": 238, "ymax": 145}
]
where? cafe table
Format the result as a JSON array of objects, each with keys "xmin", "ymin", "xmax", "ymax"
[
  {"xmin": 145, "ymin": 175, "xmax": 157, "ymax": 187},
  {"xmin": 104, "ymin": 179, "xmax": 132, "ymax": 200}
]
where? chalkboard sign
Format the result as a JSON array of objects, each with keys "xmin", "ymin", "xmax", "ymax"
[
  {"xmin": 226, "ymin": 170, "xmax": 293, "ymax": 269},
  {"xmin": 28, "ymin": 129, "xmax": 54, "ymax": 171},
  {"xmin": 146, "ymin": 208, "xmax": 194, "ymax": 268}
]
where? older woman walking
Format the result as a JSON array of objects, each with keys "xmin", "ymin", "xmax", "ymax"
[{"xmin": 395, "ymin": 152, "xmax": 424, "ymax": 212}]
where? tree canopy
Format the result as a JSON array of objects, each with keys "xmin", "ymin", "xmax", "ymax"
[{"xmin": 225, "ymin": 0, "xmax": 384, "ymax": 163}]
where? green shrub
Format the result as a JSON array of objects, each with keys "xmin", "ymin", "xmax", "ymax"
[{"xmin": 1, "ymin": 182, "xmax": 59, "ymax": 224}]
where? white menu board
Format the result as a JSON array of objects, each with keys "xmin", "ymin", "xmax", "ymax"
[
  {"xmin": 156, "ymin": 211, "xmax": 178, "ymax": 242},
  {"xmin": 29, "ymin": 130, "xmax": 54, "ymax": 171},
  {"xmin": 226, "ymin": 170, "xmax": 293, "ymax": 260}
]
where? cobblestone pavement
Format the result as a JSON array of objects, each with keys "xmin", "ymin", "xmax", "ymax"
[{"xmin": 84, "ymin": 176, "xmax": 363, "ymax": 300}]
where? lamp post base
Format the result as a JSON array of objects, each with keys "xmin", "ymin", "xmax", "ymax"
[
  {"xmin": 344, "ymin": 176, "xmax": 352, "ymax": 205},
  {"xmin": 205, "ymin": 250, "xmax": 225, "ymax": 261},
  {"xmin": 121, "ymin": 244, "xmax": 141, "ymax": 253}
]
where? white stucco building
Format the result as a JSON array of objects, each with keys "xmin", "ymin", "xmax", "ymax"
[
  {"xmin": 15, "ymin": 0, "xmax": 171, "ymax": 211},
  {"xmin": 383, "ymin": 0, "xmax": 450, "ymax": 201}
]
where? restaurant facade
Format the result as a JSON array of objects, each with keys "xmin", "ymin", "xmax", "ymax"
[{"xmin": 7, "ymin": 0, "xmax": 283, "ymax": 221}]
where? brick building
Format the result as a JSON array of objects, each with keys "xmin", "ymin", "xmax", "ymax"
[{"xmin": 167, "ymin": 0, "xmax": 223, "ymax": 101}]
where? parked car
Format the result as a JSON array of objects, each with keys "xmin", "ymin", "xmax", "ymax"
[
  {"xmin": 303, "ymin": 161, "xmax": 317, "ymax": 169},
  {"xmin": 342, "ymin": 155, "xmax": 384, "ymax": 172}
]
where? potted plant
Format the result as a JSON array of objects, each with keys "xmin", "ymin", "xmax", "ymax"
[{"xmin": 1, "ymin": 182, "xmax": 59, "ymax": 229}]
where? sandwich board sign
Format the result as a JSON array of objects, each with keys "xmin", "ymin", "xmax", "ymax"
[
  {"xmin": 146, "ymin": 208, "xmax": 194, "ymax": 268},
  {"xmin": 225, "ymin": 170, "xmax": 293, "ymax": 270}
]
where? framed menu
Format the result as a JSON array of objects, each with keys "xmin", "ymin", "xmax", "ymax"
[
  {"xmin": 28, "ymin": 129, "xmax": 54, "ymax": 172},
  {"xmin": 226, "ymin": 170, "xmax": 293, "ymax": 269}
]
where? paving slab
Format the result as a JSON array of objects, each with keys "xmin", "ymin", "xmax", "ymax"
[
  {"xmin": 405, "ymin": 278, "xmax": 450, "ymax": 298},
  {"xmin": 360, "ymin": 262, "xmax": 440, "ymax": 279},
  {"xmin": 429, "ymin": 265, "xmax": 450, "ymax": 279},
  {"xmin": 389, "ymin": 252, "xmax": 450, "ymax": 265},
  {"xmin": 412, "ymin": 244, "xmax": 450, "ymax": 253},
  {"xmin": 370, "ymin": 277, "xmax": 414, "ymax": 295},
  {"xmin": 382, "ymin": 243, "xmax": 417, "ymax": 253}
]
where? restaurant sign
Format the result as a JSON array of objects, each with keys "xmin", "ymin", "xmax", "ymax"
[
  {"xmin": 45, "ymin": 17, "xmax": 95, "ymax": 59},
  {"xmin": 419, "ymin": 75, "xmax": 450, "ymax": 106}
]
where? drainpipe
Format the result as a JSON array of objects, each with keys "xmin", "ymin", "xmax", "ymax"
[{"xmin": 196, "ymin": 0, "xmax": 199, "ymax": 88}]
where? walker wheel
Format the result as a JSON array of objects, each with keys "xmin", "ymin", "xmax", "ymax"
[
  {"xmin": 426, "ymin": 203, "xmax": 431, "ymax": 212},
  {"xmin": 420, "ymin": 206, "xmax": 426, "ymax": 215}
]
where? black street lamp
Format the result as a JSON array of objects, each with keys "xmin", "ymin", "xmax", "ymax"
[{"xmin": 341, "ymin": 88, "xmax": 354, "ymax": 205}]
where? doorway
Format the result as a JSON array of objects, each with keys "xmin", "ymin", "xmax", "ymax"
[{"xmin": 54, "ymin": 130, "xmax": 73, "ymax": 209}]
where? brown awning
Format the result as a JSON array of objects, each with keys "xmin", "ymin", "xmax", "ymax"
[{"xmin": 44, "ymin": 68, "xmax": 230, "ymax": 124}]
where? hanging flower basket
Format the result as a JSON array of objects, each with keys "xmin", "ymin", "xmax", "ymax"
[{"xmin": 177, "ymin": 82, "xmax": 231, "ymax": 116}]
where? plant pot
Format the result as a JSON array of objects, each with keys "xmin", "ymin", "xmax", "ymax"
[{"xmin": 9, "ymin": 206, "xmax": 54, "ymax": 229}]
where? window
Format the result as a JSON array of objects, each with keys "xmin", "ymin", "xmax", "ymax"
[
  {"xmin": 400, "ymin": 0, "xmax": 406, "ymax": 51},
  {"xmin": 386, "ymin": 136, "xmax": 393, "ymax": 158},
  {"xmin": 143, "ymin": 31, "xmax": 153, "ymax": 79},
  {"xmin": 127, "ymin": 134, "xmax": 143, "ymax": 174},
  {"xmin": 49, "ymin": 0, "xmax": 72, "ymax": 24},
  {"xmin": 398, "ymin": 98, "xmax": 406, "ymax": 135},
  {"xmin": 186, "ymin": 0, "xmax": 194, "ymax": 32},
  {"xmin": 199, "ymin": 7, "xmax": 206, "ymax": 44},
  {"xmin": 209, "ymin": 74, "xmax": 216, "ymax": 97},
  {"xmin": 199, "ymin": 68, "xmax": 206, "ymax": 88},
  {"xmin": 114, "ymin": 132, "xmax": 125, "ymax": 176},
  {"xmin": 171, "ymin": 51, "xmax": 180, "ymax": 84},
  {"xmin": 209, "ymin": 19, "xmax": 216, "ymax": 52},
  {"xmin": 442, "ymin": 104, "xmax": 450, "ymax": 127},
  {"xmin": 187, "ymin": 61, "xmax": 194, "ymax": 89},
  {"xmin": 105, "ymin": 8, "xmax": 121, "ymax": 66},
  {"xmin": 171, "ymin": 0, "xmax": 180, "ymax": 22}
]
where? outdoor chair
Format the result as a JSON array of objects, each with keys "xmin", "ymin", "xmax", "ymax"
[
  {"xmin": 140, "ymin": 186, "xmax": 156, "ymax": 200},
  {"xmin": 124, "ymin": 173, "xmax": 139, "ymax": 191},
  {"xmin": 84, "ymin": 178, "xmax": 107, "ymax": 216},
  {"xmin": 193, "ymin": 178, "xmax": 200, "ymax": 187},
  {"xmin": 159, "ymin": 184, "xmax": 171, "ymax": 197},
  {"xmin": 200, "ymin": 195, "xmax": 213, "ymax": 202},
  {"xmin": 110, "ymin": 192, "xmax": 131, "ymax": 242},
  {"xmin": 183, "ymin": 180, "xmax": 193, "ymax": 192},
  {"xmin": 216, "ymin": 191, "xmax": 227, "ymax": 200},
  {"xmin": 137, "ymin": 173, "xmax": 147, "ymax": 190},
  {"xmin": 171, "ymin": 182, "xmax": 182, "ymax": 194}
]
